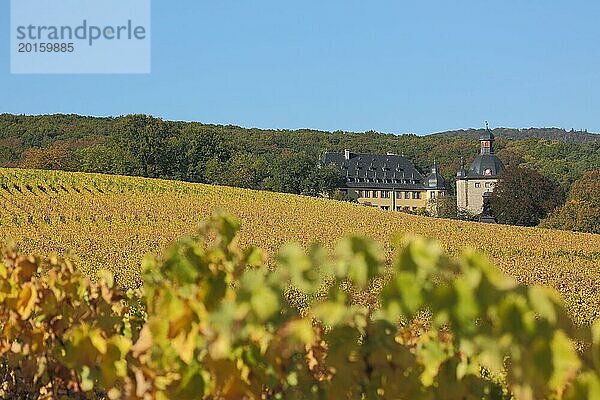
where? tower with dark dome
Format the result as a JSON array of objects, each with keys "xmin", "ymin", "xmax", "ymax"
[
  {"xmin": 427, "ymin": 161, "xmax": 446, "ymax": 190},
  {"xmin": 456, "ymin": 123, "xmax": 505, "ymax": 217}
]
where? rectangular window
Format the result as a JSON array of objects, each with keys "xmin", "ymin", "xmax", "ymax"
[
  {"xmin": 485, "ymin": 182, "xmax": 491, "ymax": 188},
  {"xmin": 430, "ymin": 191, "xmax": 436, "ymax": 199},
  {"xmin": 372, "ymin": 190, "xmax": 378, "ymax": 198},
  {"xmin": 475, "ymin": 182, "xmax": 481, "ymax": 188},
  {"xmin": 364, "ymin": 190, "xmax": 370, "ymax": 198},
  {"xmin": 381, "ymin": 206, "xmax": 389, "ymax": 211},
  {"xmin": 404, "ymin": 191, "xmax": 410, "ymax": 199},
  {"xmin": 412, "ymin": 192, "xmax": 421, "ymax": 199},
  {"xmin": 395, "ymin": 191, "xmax": 402, "ymax": 199}
]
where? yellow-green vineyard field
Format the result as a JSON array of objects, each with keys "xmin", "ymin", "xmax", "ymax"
[{"xmin": 0, "ymin": 168, "xmax": 598, "ymax": 325}]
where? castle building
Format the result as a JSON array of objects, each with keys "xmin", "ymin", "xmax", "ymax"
[
  {"xmin": 321, "ymin": 150, "xmax": 446, "ymax": 214},
  {"xmin": 456, "ymin": 125, "xmax": 505, "ymax": 217}
]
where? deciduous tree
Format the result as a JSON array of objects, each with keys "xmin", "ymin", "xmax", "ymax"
[
  {"xmin": 18, "ymin": 145, "xmax": 78, "ymax": 171},
  {"xmin": 490, "ymin": 166, "xmax": 565, "ymax": 226},
  {"xmin": 540, "ymin": 170, "xmax": 600, "ymax": 234}
]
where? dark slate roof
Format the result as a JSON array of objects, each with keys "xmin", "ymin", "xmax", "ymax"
[
  {"xmin": 464, "ymin": 154, "xmax": 505, "ymax": 179},
  {"xmin": 321, "ymin": 151, "xmax": 445, "ymax": 190},
  {"xmin": 479, "ymin": 129, "xmax": 495, "ymax": 141}
]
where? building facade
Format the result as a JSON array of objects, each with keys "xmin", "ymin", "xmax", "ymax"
[
  {"xmin": 456, "ymin": 126, "xmax": 505, "ymax": 217},
  {"xmin": 321, "ymin": 150, "xmax": 446, "ymax": 214}
]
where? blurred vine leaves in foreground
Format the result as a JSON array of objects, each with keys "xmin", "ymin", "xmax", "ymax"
[{"xmin": 0, "ymin": 211, "xmax": 599, "ymax": 399}]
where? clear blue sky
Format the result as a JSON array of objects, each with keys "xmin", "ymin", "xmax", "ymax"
[{"xmin": 2, "ymin": 1, "xmax": 600, "ymax": 135}]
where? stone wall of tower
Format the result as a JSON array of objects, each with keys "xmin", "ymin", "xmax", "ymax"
[
  {"xmin": 456, "ymin": 179, "xmax": 468, "ymax": 212},
  {"xmin": 456, "ymin": 179, "xmax": 499, "ymax": 216}
]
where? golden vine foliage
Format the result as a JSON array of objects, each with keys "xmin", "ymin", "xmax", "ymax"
[
  {"xmin": 1, "ymin": 212, "xmax": 599, "ymax": 399},
  {"xmin": 0, "ymin": 168, "xmax": 598, "ymax": 326},
  {"xmin": 0, "ymin": 247, "xmax": 137, "ymax": 399}
]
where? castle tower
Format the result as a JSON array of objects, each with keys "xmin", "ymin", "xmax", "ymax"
[
  {"xmin": 456, "ymin": 122, "xmax": 505, "ymax": 217},
  {"xmin": 479, "ymin": 121, "xmax": 494, "ymax": 155},
  {"xmin": 425, "ymin": 160, "xmax": 447, "ymax": 215}
]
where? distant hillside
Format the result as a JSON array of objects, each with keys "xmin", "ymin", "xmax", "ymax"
[
  {"xmin": 434, "ymin": 127, "xmax": 600, "ymax": 144},
  {"xmin": 1, "ymin": 113, "xmax": 599, "ymax": 192}
]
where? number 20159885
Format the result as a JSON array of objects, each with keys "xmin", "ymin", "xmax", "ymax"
[{"xmin": 18, "ymin": 43, "xmax": 74, "ymax": 53}]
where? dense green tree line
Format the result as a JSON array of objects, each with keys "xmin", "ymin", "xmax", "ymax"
[
  {"xmin": 436, "ymin": 126, "xmax": 600, "ymax": 144},
  {"xmin": 0, "ymin": 114, "xmax": 343, "ymax": 196},
  {"xmin": 2, "ymin": 114, "xmax": 598, "ymax": 189}
]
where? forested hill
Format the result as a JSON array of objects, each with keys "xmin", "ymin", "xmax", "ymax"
[
  {"xmin": 434, "ymin": 127, "xmax": 600, "ymax": 144},
  {"xmin": 0, "ymin": 113, "xmax": 598, "ymax": 193}
]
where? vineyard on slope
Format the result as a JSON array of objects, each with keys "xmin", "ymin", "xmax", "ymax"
[{"xmin": 0, "ymin": 168, "xmax": 598, "ymax": 325}]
